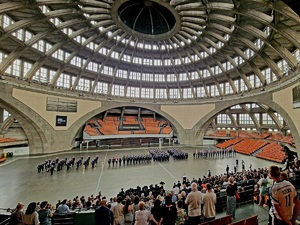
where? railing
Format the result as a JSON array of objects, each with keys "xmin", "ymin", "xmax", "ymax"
[
  {"xmin": 216, "ymin": 184, "xmax": 254, "ymax": 212},
  {"xmin": 52, "ymin": 212, "xmax": 75, "ymax": 225},
  {"xmin": 0, "ymin": 217, "xmax": 10, "ymax": 225}
]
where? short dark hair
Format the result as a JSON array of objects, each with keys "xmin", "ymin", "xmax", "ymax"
[
  {"xmin": 40, "ymin": 201, "xmax": 48, "ymax": 209},
  {"xmin": 269, "ymin": 166, "xmax": 280, "ymax": 179},
  {"xmin": 165, "ymin": 195, "xmax": 172, "ymax": 205},
  {"xmin": 177, "ymin": 200, "xmax": 183, "ymax": 208},
  {"xmin": 206, "ymin": 183, "xmax": 212, "ymax": 190},
  {"xmin": 117, "ymin": 196, "xmax": 123, "ymax": 203}
]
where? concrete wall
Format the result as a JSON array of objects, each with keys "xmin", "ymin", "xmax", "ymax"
[{"xmin": 0, "ymin": 75, "xmax": 299, "ymax": 155}]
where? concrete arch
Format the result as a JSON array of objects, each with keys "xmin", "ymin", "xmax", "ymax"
[
  {"xmin": 68, "ymin": 101, "xmax": 185, "ymax": 147},
  {"xmin": 0, "ymin": 99, "xmax": 48, "ymax": 155},
  {"xmin": 192, "ymin": 93, "xmax": 300, "ymax": 151}
]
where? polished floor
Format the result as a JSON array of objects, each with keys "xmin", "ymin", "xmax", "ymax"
[{"xmin": 0, "ymin": 145, "xmax": 280, "ymax": 224}]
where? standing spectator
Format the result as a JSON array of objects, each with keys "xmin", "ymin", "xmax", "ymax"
[
  {"xmin": 112, "ymin": 196, "xmax": 124, "ymax": 225},
  {"xmin": 268, "ymin": 165, "xmax": 300, "ymax": 225},
  {"xmin": 207, "ymin": 170, "xmax": 211, "ymax": 177},
  {"xmin": 134, "ymin": 202, "xmax": 150, "ymax": 225},
  {"xmin": 162, "ymin": 195, "xmax": 177, "ymax": 225},
  {"xmin": 185, "ymin": 182, "xmax": 203, "ymax": 225},
  {"xmin": 111, "ymin": 197, "xmax": 118, "ymax": 212},
  {"xmin": 94, "ymin": 199, "xmax": 113, "ymax": 225},
  {"xmin": 226, "ymin": 165, "xmax": 229, "ymax": 176},
  {"xmin": 37, "ymin": 201, "xmax": 53, "ymax": 225},
  {"xmin": 226, "ymin": 177, "xmax": 237, "ymax": 220},
  {"xmin": 176, "ymin": 200, "xmax": 187, "ymax": 225},
  {"xmin": 123, "ymin": 198, "xmax": 134, "ymax": 225},
  {"xmin": 22, "ymin": 202, "xmax": 40, "ymax": 225},
  {"xmin": 173, "ymin": 184, "xmax": 180, "ymax": 196},
  {"xmin": 258, "ymin": 173, "xmax": 268, "ymax": 206},
  {"xmin": 9, "ymin": 202, "xmax": 24, "ymax": 225},
  {"xmin": 202, "ymin": 183, "xmax": 216, "ymax": 222},
  {"xmin": 150, "ymin": 199, "xmax": 163, "ymax": 225}
]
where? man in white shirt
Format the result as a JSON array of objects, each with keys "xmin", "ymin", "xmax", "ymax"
[
  {"xmin": 112, "ymin": 196, "xmax": 124, "ymax": 225},
  {"xmin": 203, "ymin": 183, "xmax": 216, "ymax": 222},
  {"xmin": 268, "ymin": 165, "xmax": 300, "ymax": 225},
  {"xmin": 173, "ymin": 184, "xmax": 180, "ymax": 196},
  {"xmin": 185, "ymin": 182, "xmax": 203, "ymax": 225}
]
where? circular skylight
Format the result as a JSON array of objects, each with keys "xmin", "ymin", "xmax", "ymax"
[{"xmin": 118, "ymin": 0, "xmax": 176, "ymax": 35}]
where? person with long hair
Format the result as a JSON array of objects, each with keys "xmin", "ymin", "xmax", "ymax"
[
  {"xmin": 150, "ymin": 199, "xmax": 163, "ymax": 225},
  {"xmin": 162, "ymin": 195, "xmax": 177, "ymax": 225},
  {"xmin": 37, "ymin": 201, "xmax": 53, "ymax": 225},
  {"xmin": 226, "ymin": 177, "xmax": 237, "ymax": 220},
  {"xmin": 124, "ymin": 198, "xmax": 134, "ymax": 225},
  {"xmin": 133, "ymin": 196, "xmax": 140, "ymax": 213},
  {"xmin": 22, "ymin": 202, "xmax": 40, "ymax": 225},
  {"xmin": 258, "ymin": 173, "xmax": 268, "ymax": 206}
]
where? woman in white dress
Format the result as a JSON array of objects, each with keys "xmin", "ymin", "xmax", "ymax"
[{"xmin": 134, "ymin": 201, "xmax": 150, "ymax": 225}]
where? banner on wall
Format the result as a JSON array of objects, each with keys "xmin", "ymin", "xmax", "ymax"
[
  {"xmin": 56, "ymin": 115, "xmax": 67, "ymax": 126},
  {"xmin": 293, "ymin": 85, "xmax": 300, "ymax": 108}
]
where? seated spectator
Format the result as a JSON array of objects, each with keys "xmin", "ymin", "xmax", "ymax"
[
  {"xmin": 37, "ymin": 201, "xmax": 53, "ymax": 225},
  {"xmin": 22, "ymin": 202, "xmax": 40, "ymax": 225},
  {"xmin": 9, "ymin": 202, "xmax": 24, "ymax": 225},
  {"xmin": 56, "ymin": 199, "xmax": 70, "ymax": 214}
]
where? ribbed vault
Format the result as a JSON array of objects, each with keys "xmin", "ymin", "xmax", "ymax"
[{"xmin": 0, "ymin": 0, "xmax": 299, "ymax": 100}]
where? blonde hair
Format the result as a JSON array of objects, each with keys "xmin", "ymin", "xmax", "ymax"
[{"xmin": 138, "ymin": 201, "xmax": 145, "ymax": 210}]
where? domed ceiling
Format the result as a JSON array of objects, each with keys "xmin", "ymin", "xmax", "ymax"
[{"xmin": 0, "ymin": 0, "xmax": 299, "ymax": 100}]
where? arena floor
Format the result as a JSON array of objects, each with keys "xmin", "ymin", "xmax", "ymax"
[{"xmin": 0, "ymin": 145, "xmax": 280, "ymax": 223}]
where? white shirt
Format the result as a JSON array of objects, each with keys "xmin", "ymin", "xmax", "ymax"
[{"xmin": 173, "ymin": 186, "xmax": 180, "ymax": 195}]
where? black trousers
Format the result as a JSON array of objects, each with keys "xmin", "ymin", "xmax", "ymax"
[{"xmin": 188, "ymin": 216, "xmax": 200, "ymax": 225}]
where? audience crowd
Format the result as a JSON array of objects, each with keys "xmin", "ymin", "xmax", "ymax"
[
  {"xmin": 12, "ymin": 161, "xmax": 300, "ymax": 225},
  {"xmin": 15, "ymin": 151, "xmax": 300, "ymax": 225}
]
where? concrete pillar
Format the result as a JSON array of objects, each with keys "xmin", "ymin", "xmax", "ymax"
[
  {"xmin": 177, "ymin": 129, "xmax": 201, "ymax": 145},
  {"xmin": 159, "ymin": 138, "xmax": 163, "ymax": 148}
]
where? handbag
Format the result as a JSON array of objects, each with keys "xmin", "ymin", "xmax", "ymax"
[
  {"xmin": 124, "ymin": 212, "xmax": 133, "ymax": 222},
  {"xmin": 235, "ymin": 191, "xmax": 240, "ymax": 200}
]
